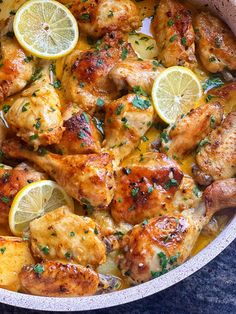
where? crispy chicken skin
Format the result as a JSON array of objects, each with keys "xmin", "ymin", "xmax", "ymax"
[
  {"xmin": 5, "ymin": 65, "xmax": 64, "ymax": 149},
  {"xmin": 20, "ymin": 261, "xmax": 99, "ymax": 297},
  {"xmin": 30, "ymin": 206, "xmax": 106, "ymax": 267},
  {"xmin": 194, "ymin": 12, "xmax": 236, "ymax": 73},
  {"xmin": 152, "ymin": 0, "xmax": 196, "ymax": 67},
  {"xmin": 195, "ymin": 112, "xmax": 236, "ymax": 182},
  {"xmin": 2, "ymin": 139, "xmax": 115, "ymax": 208},
  {"xmin": 0, "ymin": 37, "xmax": 35, "ymax": 102},
  {"xmin": 61, "ymin": 32, "xmax": 136, "ymax": 114},
  {"xmin": 109, "ymin": 59, "xmax": 164, "ymax": 95},
  {"xmin": 55, "ymin": 104, "xmax": 101, "ymax": 155},
  {"xmin": 71, "ymin": 0, "xmax": 141, "ymax": 38},
  {"xmin": 111, "ymin": 152, "xmax": 184, "ymax": 224},
  {"xmin": 103, "ymin": 94, "xmax": 154, "ymax": 165},
  {"xmin": 161, "ymin": 102, "xmax": 224, "ymax": 158},
  {"xmin": 0, "ymin": 163, "xmax": 47, "ymax": 225}
]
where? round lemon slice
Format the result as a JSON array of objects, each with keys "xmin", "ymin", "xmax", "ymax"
[
  {"xmin": 152, "ymin": 66, "xmax": 202, "ymax": 124},
  {"xmin": 9, "ymin": 180, "xmax": 74, "ymax": 236},
  {"xmin": 13, "ymin": 0, "xmax": 79, "ymax": 59}
]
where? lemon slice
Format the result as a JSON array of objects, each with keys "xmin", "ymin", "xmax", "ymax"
[
  {"xmin": 9, "ymin": 180, "xmax": 74, "ymax": 236},
  {"xmin": 13, "ymin": 0, "xmax": 79, "ymax": 59},
  {"xmin": 152, "ymin": 66, "xmax": 202, "ymax": 124}
]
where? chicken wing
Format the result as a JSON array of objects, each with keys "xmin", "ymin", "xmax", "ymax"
[
  {"xmin": 103, "ymin": 94, "xmax": 154, "ymax": 165},
  {"xmin": 61, "ymin": 32, "xmax": 136, "ymax": 114},
  {"xmin": 0, "ymin": 36, "xmax": 35, "ymax": 102},
  {"xmin": 194, "ymin": 12, "xmax": 236, "ymax": 73},
  {"xmin": 195, "ymin": 112, "xmax": 236, "ymax": 182},
  {"xmin": 109, "ymin": 59, "xmax": 164, "ymax": 95},
  {"xmin": 2, "ymin": 138, "xmax": 115, "ymax": 208},
  {"xmin": 161, "ymin": 102, "xmax": 224, "ymax": 158},
  {"xmin": 20, "ymin": 261, "xmax": 99, "ymax": 297},
  {"xmin": 30, "ymin": 206, "xmax": 106, "ymax": 267},
  {"xmin": 71, "ymin": 0, "xmax": 141, "ymax": 38},
  {"xmin": 5, "ymin": 64, "xmax": 64, "ymax": 149},
  {"xmin": 55, "ymin": 103, "xmax": 101, "ymax": 155},
  {"xmin": 152, "ymin": 0, "xmax": 196, "ymax": 67},
  {"xmin": 0, "ymin": 163, "xmax": 47, "ymax": 225}
]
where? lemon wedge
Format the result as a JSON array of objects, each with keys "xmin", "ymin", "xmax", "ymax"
[
  {"xmin": 13, "ymin": 0, "xmax": 79, "ymax": 59},
  {"xmin": 152, "ymin": 66, "xmax": 202, "ymax": 124},
  {"xmin": 9, "ymin": 180, "xmax": 74, "ymax": 236}
]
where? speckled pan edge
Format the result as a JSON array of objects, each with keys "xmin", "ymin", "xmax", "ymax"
[{"xmin": 0, "ymin": 0, "xmax": 235, "ymax": 311}]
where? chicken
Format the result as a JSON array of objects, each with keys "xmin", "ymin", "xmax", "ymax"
[
  {"xmin": 152, "ymin": 0, "xmax": 196, "ymax": 67},
  {"xmin": 194, "ymin": 12, "xmax": 236, "ymax": 73},
  {"xmin": 55, "ymin": 103, "xmax": 101, "ymax": 155},
  {"xmin": 0, "ymin": 36, "xmax": 35, "ymax": 102},
  {"xmin": 2, "ymin": 138, "xmax": 115, "ymax": 208},
  {"xmin": 195, "ymin": 112, "xmax": 236, "ymax": 182},
  {"xmin": 61, "ymin": 32, "xmax": 136, "ymax": 114},
  {"xmin": 118, "ymin": 179, "xmax": 235, "ymax": 283},
  {"xmin": 0, "ymin": 163, "xmax": 47, "ymax": 225},
  {"xmin": 161, "ymin": 102, "xmax": 224, "ymax": 158},
  {"xmin": 103, "ymin": 94, "xmax": 154, "ymax": 165},
  {"xmin": 30, "ymin": 206, "xmax": 106, "ymax": 267},
  {"xmin": 109, "ymin": 59, "xmax": 164, "ymax": 95},
  {"xmin": 70, "ymin": 0, "xmax": 141, "ymax": 38},
  {"xmin": 20, "ymin": 261, "xmax": 99, "ymax": 297},
  {"xmin": 111, "ymin": 152, "xmax": 201, "ymax": 224}
]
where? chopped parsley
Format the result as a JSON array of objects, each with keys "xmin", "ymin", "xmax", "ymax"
[
  {"xmin": 164, "ymin": 179, "xmax": 178, "ymax": 190},
  {"xmin": 169, "ymin": 34, "xmax": 177, "ymax": 42},
  {"xmin": 121, "ymin": 47, "xmax": 128, "ymax": 60},
  {"xmin": 132, "ymin": 96, "xmax": 150, "ymax": 110},
  {"xmin": 197, "ymin": 138, "xmax": 210, "ymax": 153},
  {"xmin": 2, "ymin": 104, "xmax": 10, "ymax": 113},
  {"xmin": 202, "ymin": 76, "xmax": 224, "ymax": 92},
  {"xmin": 33, "ymin": 264, "xmax": 44, "ymax": 274},
  {"xmin": 131, "ymin": 187, "xmax": 139, "ymax": 197},
  {"xmin": 0, "ymin": 247, "xmax": 6, "ymax": 254},
  {"xmin": 96, "ymin": 98, "xmax": 105, "ymax": 107},
  {"xmin": 133, "ymin": 85, "xmax": 147, "ymax": 97},
  {"xmin": 116, "ymin": 104, "xmax": 124, "ymax": 115}
]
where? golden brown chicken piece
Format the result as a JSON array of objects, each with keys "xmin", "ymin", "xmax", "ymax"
[
  {"xmin": 2, "ymin": 139, "xmax": 115, "ymax": 208},
  {"xmin": 71, "ymin": 0, "xmax": 141, "ymax": 38},
  {"xmin": 109, "ymin": 59, "xmax": 164, "ymax": 95},
  {"xmin": 5, "ymin": 64, "xmax": 64, "ymax": 149},
  {"xmin": 111, "ymin": 153, "xmax": 201, "ymax": 224},
  {"xmin": 62, "ymin": 32, "xmax": 136, "ymax": 114},
  {"xmin": 103, "ymin": 94, "xmax": 154, "ymax": 165},
  {"xmin": 0, "ymin": 37, "xmax": 35, "ymax": 102},
  {"xmin": 161, "ymin": 102, "xmax": 224, "ymax": 158},
  {"xmin": 152, "ymin": 0, "xmax": 196, "ymax": 67},
  {"xmin": 118, "ymin": 178, "xmax": 234, "ymax": 283},
  {"xmin": 0, "ymin": 163, "xmax": 47, "ymax": 225},
  {"xmin": 55, "ymin": 103, "xmax": 101, "ymax": 155},
  {"xmin": 194, "ymin": 12, "xmax": 236, "ymax": 73},
  {"xmin": 195, "ymin": 112, "xmax": 236, "ymax": 182},
  {"xmin": 30, "ymin": 206, "xmax": 106, "ymax": 267},
  {"xmin": 20, "ymin": 261, "xmax": 99, "ymax": 297}
]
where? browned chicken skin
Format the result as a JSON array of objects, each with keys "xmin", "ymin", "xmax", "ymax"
[
  {"xmin": 152, "ymin": 0, "xmax": 196, "ymax": 67},
  {"xmin": 2, "ymin": 139, "xmax": 115, "ymax": 208},
  {"xmin": 194, "ymin": 12, "xmax": 236, "ymax": 73},
  {"xmin": 20, "ymin": 261, "xmax": 99, "ymax": 297},
  {"xmin": 71, "ymin": 0, "xmax": 141, "ymax": 38}
]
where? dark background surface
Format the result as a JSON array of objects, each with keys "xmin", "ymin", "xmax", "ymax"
[{"xmin": 0, "ymin": 240, "xmax": 235, "ymax": 314}]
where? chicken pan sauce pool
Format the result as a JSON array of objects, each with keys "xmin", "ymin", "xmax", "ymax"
[{"xmin": 0, "ymin": 0, "xmax": 235, "ymax": 296}]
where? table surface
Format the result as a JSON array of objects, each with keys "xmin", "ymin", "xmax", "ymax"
[{"xmin": 0, "ymin": 240, "xmax": 235, "ymax": 314}]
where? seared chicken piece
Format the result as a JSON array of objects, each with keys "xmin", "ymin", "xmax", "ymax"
[
  {"xmin": 55, "ymin": 103, "xmax": 101, "ymax": 155},
  {"xmin": 30, "ymin": 206, "xmax": 106, "ymax": 267},
  {"xmin": 194, "ymin": 12, "xmax": 236, "ymax": 73},
  {"xmin": 111, "ymin": 152, "xmax": 184, "ymax": 225},
  {"xmin": 152, "ymin": 0, "xmax": 196, "ymax": 67},
  {"xmin": 0, "ymin": 37, "xmax": 35, "ymax": 102},
  {"xmin": 0, "ymin": 236, "xmax": 34, "ymax": 291},
  {"xmin": 5, "ymin": 65, "xmax": 64, "ymax": 149},
  {"xmin": 195, "ymin": 112, "xmax": 236, "ymax": 182},
  {"xmin": 118, "ymin": 179, "xmax": 235, "ymax": 283},
  {"xmin": 0, "ymin": 163, "xmax": 47, "ymax": 225},
  {"xmin": 103, "ymin": 94, "xmax": 154, "ymax": 165},
  {"xmin": 161, "ymin": 102, "xmax": 224, "ymax": 158},
  {"xmin": 71, "ymin": 0, "xmax": 141, "ymax": 38},
  {"xmin": 109, "ymin": 59, "xmax": 164, "ymax": 95},
  {"xmin": 20, "ymin": 261, "xmax": 99, "ymax": 297},
  {"xmin": 2, "ymin": 139, "xmax": 115, "ymax": 208},
  {"xmin": 62, "ymin": 32, "xmax": 136, "ymax": 114}
]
